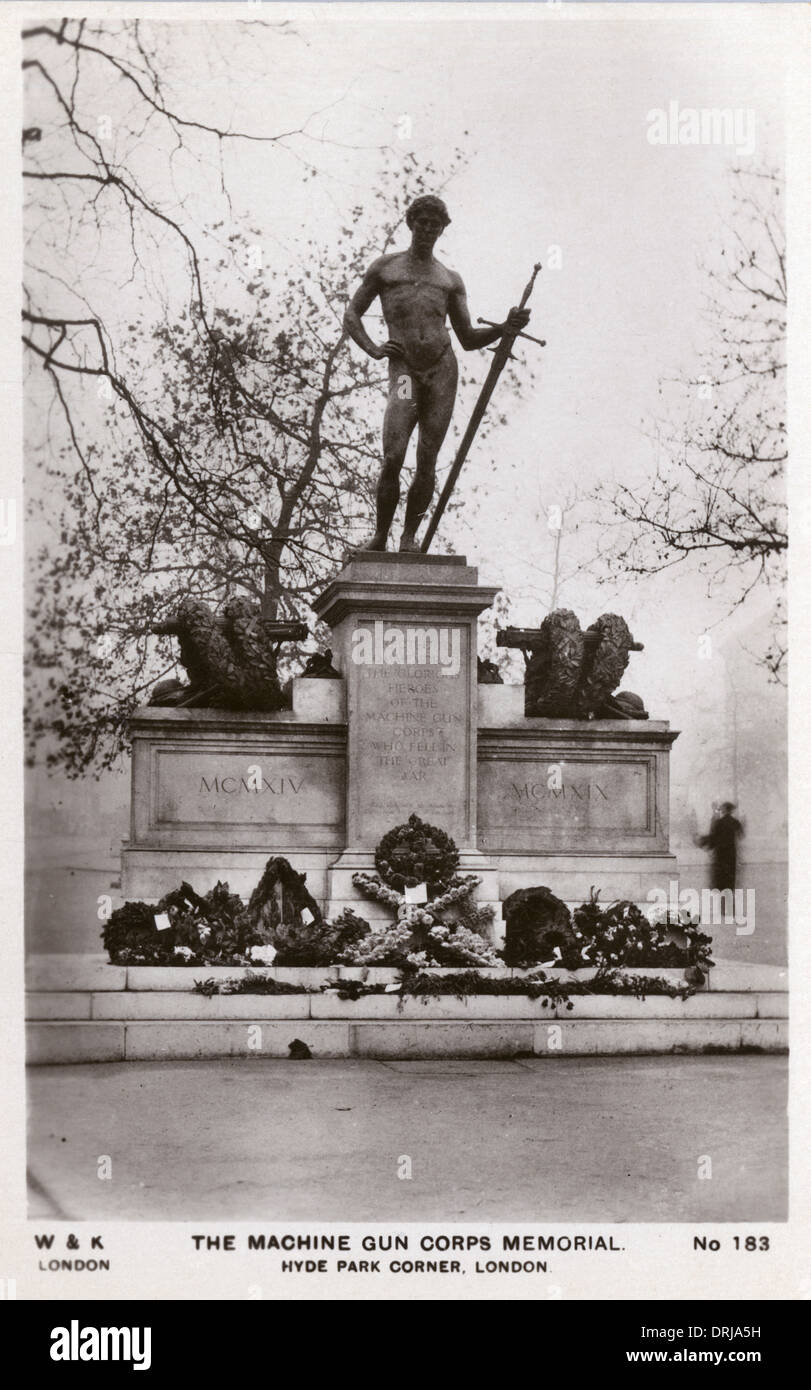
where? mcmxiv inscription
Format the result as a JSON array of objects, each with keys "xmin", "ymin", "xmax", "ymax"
[
  {"xmin": 154, "ymin": 750, "xmax": 342, "ymax": 831},
  {"xmin": 199, "ymin": 775, "xmax": 303, "ymax": 795},
  {"xmin": 125, "ymin": 711, "xmax": 347, "ymax": 867}
]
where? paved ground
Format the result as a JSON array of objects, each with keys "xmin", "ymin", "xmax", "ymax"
[{"xmin": 27, "ymin": 1055, "xmax": 787, "ymax": 1223}]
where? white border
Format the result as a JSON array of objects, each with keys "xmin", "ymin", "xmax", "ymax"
[{"xmin": 2, "ymin": 1, "xmax": 808, "ymax": 1303}]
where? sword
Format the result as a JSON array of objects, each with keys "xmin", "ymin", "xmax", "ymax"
[{"xmin": 420, "ymin": 262, "xmax": 545, "ymax": 553}]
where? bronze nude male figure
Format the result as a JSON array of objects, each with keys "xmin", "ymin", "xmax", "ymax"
[{"xmin": 343, "ymin": 195, "xmax": 531, "ymax": 552}]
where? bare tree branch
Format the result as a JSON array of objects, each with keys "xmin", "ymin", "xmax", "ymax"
[{"xmin": 597, "ymin": 167, "xmax": 786, "ymax": 681}]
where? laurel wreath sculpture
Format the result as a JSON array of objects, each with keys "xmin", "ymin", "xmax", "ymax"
[
  {"xmin": 524, "ymin": 609, "xmax": 584, "ymax": 717},
  {"xmin": 575, "ymin": 614, "xmax": 637, "ymax": 719},
  {"xmin": 518, "ymin": 610, "xmax": 646, "ymax": 719},
  {"xmin": 150, "ymin": 596, "xmax": 305, "ymax": 710}
]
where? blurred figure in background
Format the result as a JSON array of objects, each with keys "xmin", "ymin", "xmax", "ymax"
[{"xmin": 697, "ymin": 801, "xmax": 744, "ymax": 892}]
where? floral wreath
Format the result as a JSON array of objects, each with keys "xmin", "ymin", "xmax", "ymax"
[
  {"xmin": 374, "ymin": 813, "xmax": 459, "ymax": 896},
  {"xmin": 350, "ymin": 814, "xmax": 496, "ymax": 967}
]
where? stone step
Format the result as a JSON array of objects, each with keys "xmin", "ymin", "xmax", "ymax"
[
  {"xmin": 25, "ymin": 955, "xmax": 788, "ymax": 993},
  {"xmin": 706, "ymin": 962, "xmax": 789, "ymax": 993},
  {"xmin": 25, "ymin": 955, "xmax": 127, "ymax": 992},
  {"xmin": 26, "ymin": 1016, "xmax": 788, "ymax": 1064},
  {"xmin": 26, "ymin": 989, "xmax": 788, "ymax": 1022}
]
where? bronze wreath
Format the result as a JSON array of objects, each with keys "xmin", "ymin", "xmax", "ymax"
[
  {"xmin": 152, "ymin": 596, "xmax": 289, "ymax": 710},
  {"xmin": 576, "ymin": 613, "xmax": 634, "ymax": 718},
  {"xmin": 524, "ymin": 608, "xmax": 585, "ymax": 717}
]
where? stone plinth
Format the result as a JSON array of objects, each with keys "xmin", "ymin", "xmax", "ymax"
[
  {"xmin": 477, "ymin": 693, "xmax": 679, "ymax": 907},
  {"xmin": 478, "ymin": 718, "xmax": 676, "ymax": 855},
  {"xmin": 314, "ymin": 552, "xmax": 497, "ymax": 851},
  {"xmin": 313, "ymin": 551, "xmax": 500, "ymax": 928},
  {"xmin": 26, "ymin": 956, "xmax": 788, "ymax": 1061},
  {"xmin": 121, "ymin": 684, "xmax": 346, "ymax": 900}
]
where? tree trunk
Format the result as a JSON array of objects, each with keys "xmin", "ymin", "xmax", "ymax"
[{"xmin": 261, "ymin": 543, "xmax": 283, "ymax": 619}]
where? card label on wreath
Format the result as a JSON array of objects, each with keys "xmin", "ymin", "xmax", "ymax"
[
  {"xmin": 404, "ymin": 882, "xmax": 428, "ymax": 904},
  {"xmin": 300, "ymin": 907, "xmax": 315, "ymax": 925},
  {"xmin": 154, "ymin": 912, "xmax": 172, "ymax": 932}
]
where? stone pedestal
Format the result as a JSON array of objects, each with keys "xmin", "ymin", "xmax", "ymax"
[
  {"xmin": 121, "ymin": 681, "xmax": 346, "ymax": 902},
  {"xmin": 313, "ymin": 552, "xmax": 501, "ymax": 923},
  {"xmin": 477, "ymin": 684, "xmax": 680, "ymax": 910},
  {"xmin": 119, "ymin": 556, "xmax": 680, "ymax": 949}
]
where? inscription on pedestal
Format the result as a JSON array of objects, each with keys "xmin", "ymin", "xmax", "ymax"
[
  {"xmin": 352, "ymin": 622, "xmax": 470, "ymax": 843},
  {"xmin": 505, "ymin": 763, "xmax": 647, "ymax": 828},
  {"xmin": 154, "ymin": 751, "xmax": 343, "ymax": 830},
  {"xmin": 478, "ymin": 756, "xmax": 654, "ymax": 852}
]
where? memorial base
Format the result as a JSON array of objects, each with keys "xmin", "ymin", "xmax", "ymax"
[
  {"xmin": 120, "ymin": 687, "xmax": 346, "ymax": 902},
  {"xmin": 118, "ymin": 553, "xmax": 682, "ymax": 963}
]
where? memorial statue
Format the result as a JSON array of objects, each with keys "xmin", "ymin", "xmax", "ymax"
[{"xmin": 344, "ymin": 195, "xmax": 532, "ymax": 552}]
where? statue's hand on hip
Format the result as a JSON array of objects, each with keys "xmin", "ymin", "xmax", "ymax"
[{"xmin": 373, "ymin": 338, "xmax": 405, "ymax": 361}]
